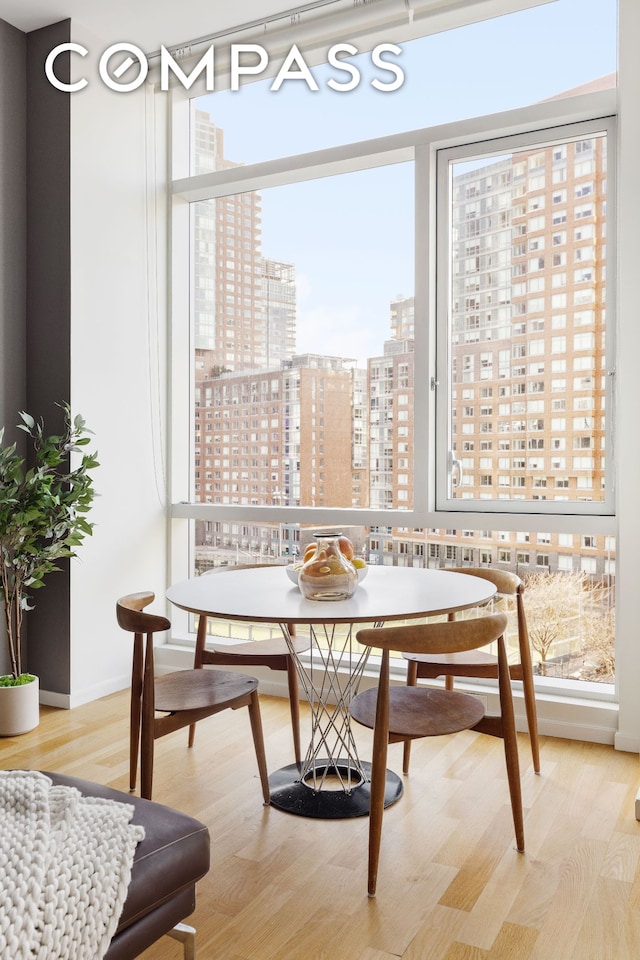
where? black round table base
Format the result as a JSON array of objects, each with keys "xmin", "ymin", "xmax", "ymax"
[{"xmin": 268, "ymin": 760, "xmax": 403, "ymax": 819}]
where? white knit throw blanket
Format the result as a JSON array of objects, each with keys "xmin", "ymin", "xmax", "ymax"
[{"xmin": 0, "ymin": 770, "xmax": 145, "ymax": 960}]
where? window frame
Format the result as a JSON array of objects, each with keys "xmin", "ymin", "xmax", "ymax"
[{"xmin": 434, "ymin": 114, "xmax": 616, "ymax": 518}]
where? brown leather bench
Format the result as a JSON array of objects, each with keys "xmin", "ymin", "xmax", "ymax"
[{"xmin": 44, "ymin": 772, "xmax": 210, "ymax": 960}]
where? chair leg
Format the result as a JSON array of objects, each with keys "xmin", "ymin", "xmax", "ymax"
[
  {"xmin": 130, "ymin": 636, "xmax": 143, "ymax": 792},
  {"xmin": 167, "ymin": 923, "xmax": 196, "ymax": 960},
  {"xmin": 285, "ymin": 656, "xmax": 302, "ymax": 765},
  {"xmin": 497, "ymin": 639, "xmax": 525, "ymax": 852},
  {"xmin": 189, "ymin": 615, "xmax": 209, "ymax": 748},
  {"xmin": 521, "ymin": 668, "xmax": 541, "ymax": 774},
  {"xmin": 402, "ymin": 659, "xmax": 418, "ymax": 774},
  {"xmin": 140, "ymin": 724, "xmax": 155, "ymax": 801},
  {"xmin": 140, "ymin": 660, "xmax": 156, "ymax": 800},
  {"xmin": 368, "ymin": 651, "xmax": 391, "ymax": 897},
  {"xmin": 247, "ymin": 690, "xmax": 271, "ymax": 805},
  {"xmin": 516, "ymin": 587, "xmax": 541, "ymax": 773}
]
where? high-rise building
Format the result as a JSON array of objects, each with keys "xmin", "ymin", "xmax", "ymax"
[
  {"xmin": 261, "ymin": 257, "xmax": 297, "ymax": 369},
  {"xmin": 194, "ymin": 354, "xmax": 357, "ymax": 564},
  {"xmin": 367, "ymin": 339, "xmax": 415, "ymax": 513},
  {"xmin": 192, "ymin": 110, "xmax": 266, "ymax": 370},
  {"xmin": 390, "ymin": 295, "xmax": 415, "ymax": 340},
  {"xmin": 448, "ymin": 135, "xmax": 607, "ymax": 507},
  {"xmin": 192, "ymin": 111, "xmax": 298, "ymax": 527}
]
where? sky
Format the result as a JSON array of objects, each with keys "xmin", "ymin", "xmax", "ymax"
[{"xmin": 196, "ymin": 0, "xmax": 617, "ymax": 363}]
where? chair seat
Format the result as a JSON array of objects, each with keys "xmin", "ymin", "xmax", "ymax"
[
  {"xmin": 208, "ymin": 635, "xmax": 311, "ymax": 658},
  {"xmin": 155, "ymin": 668, "xmax": 258, "ymax": 713},
  {"xmin": 350, "ymin": 685, "xmax": 485, "ymax": 739}
]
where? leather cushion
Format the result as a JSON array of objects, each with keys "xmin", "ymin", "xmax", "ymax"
[{"xmin": 42, "ymin": 771, "xmax": 210, "ymax": 933}]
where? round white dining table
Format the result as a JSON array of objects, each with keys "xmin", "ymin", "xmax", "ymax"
[{"xmin": 167, "ymin": 565, "xmax": 496, "ymax": 819}]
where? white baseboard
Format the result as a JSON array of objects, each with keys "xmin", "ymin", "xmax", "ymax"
[
  {"xmin": 39, "ymin": 689, "xmax": 71, "ymax": 709},
  {"xmin": 40, "ymin": 674, "xmax": 130, "ymax": 710},
  {"xmin": 614, "ymin": 731, "xmax": 640, "ymax": 753}
]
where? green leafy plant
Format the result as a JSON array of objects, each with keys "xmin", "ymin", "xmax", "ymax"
[{"xmin": 0, "ymin": 405, "xmax": 98, "ymax": 682}]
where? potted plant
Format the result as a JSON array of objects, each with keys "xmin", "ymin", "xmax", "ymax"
[{"xmin": 0, "ymin": 405, "xmax": 98, "ymax": 735}]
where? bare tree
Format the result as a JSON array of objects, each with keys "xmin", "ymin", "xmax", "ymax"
[
  {"xmin": 524, "ymin": 570, "xmax": 615, "ymax": 681},
  {"xmin": 579, "ymin": 606, "xmax": 615, "ymax": 681},
  {"xmin": 524, "ymin": 571, "xmax": 584, "ymax": 676}
]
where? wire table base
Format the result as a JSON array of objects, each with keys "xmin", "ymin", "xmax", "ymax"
[{"xmin": 268, "ymin": 621, "xmax": 403, "ymax": 819}]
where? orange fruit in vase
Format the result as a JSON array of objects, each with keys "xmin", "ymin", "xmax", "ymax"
[
  {"xmin": 303, "ymin": 542, "xmax": 317, "ymax": 561},
  {"xmin": 303, "ymin": 560, "xmax": 333, "ymax": 577},
  {"xmin": 338, "ymin": 536, "xmax": 354, "ymax": 561}
]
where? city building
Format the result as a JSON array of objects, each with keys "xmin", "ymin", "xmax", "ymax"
[
  {"xmin": 194, "ymin": 353, "xmax": 358, "ymax": 567},
  {"xmin": 390, "ymin": 294, "xmax": 415, "ymax": 340},
  {"xmin": 261, "ymin": 257, "xmax": 297, "ymax": 369},
  {"xmin": 192, "ymin": 110, "xmax": 266, "ymax": 370}
]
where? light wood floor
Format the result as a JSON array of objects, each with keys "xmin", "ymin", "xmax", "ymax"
[{"xmin": 3, "ymin": 690, "xmax": 640, "ymax": 960}]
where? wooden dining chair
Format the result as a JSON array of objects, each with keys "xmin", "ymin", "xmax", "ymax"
[
  {"xmin": 191, "ymin": 564, "xmax": 310, "ymax": 764},
  {"xmin": 349, "ymin": 612, "xmax": 524, "ymax": 897},
  {"xmin": 402, "ymin": 567, "xmax": 540, "ymax": 775},
  {"xmin": 117, "ymin": 592, "xmax": 270, "ymax": 803}
]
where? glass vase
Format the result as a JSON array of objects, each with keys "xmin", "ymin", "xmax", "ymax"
[{"xmin": 298, "ymin": 533, "xmax": 358, "ymax": 601}]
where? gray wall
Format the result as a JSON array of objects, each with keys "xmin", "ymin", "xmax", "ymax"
[
  {"xmin": 0, "ymin": 18, "xmax": 72, "ymax": 689},
  {"xmin": 0, "ymin": 19, "xmax": 26, "ymax": 441},
  {"xmin": 25, "ymin": 20, "xmax": 72, "ymax": 692},
  {"xmin": 0, "ymin": 18, "xmax": 27, "ymax": 677}
]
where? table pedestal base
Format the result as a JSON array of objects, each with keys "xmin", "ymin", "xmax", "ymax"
[{"xmin": 269, "ymin": 760, "xmax": 403, "ymax": 819}]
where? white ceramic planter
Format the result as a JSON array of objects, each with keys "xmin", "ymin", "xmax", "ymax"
[{"xmin": 0, "ymin": 676, "xmax": 40, "ymax": 736}]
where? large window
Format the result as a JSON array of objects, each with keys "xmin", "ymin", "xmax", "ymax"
[{"xmin": 170, "ymin": 0, "xmax": 618, "ymax": 698}]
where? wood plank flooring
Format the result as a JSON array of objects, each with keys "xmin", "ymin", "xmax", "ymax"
[{"xmin": 2, "ymin": 691, "xmax": 640, "ymax": 959}]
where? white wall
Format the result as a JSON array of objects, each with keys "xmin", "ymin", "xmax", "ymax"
[{"xmin": 65, "ymin": 23, "xmax": 170, "ymax": 705}]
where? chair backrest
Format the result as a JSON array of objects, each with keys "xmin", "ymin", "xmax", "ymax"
[
  {"xmin": 116, "ymin": 592, "xmax": 171, "ymax": 636},
  {"xmin": 447, "ymin": 566, "xmax": 521, "ymax": 598},
  {"xmin": 203, "ymin": 562, "xmax": 283, "ymax": 575},
  {"xmin": 356, "ymin": 612, "xmax": 508, "ymax": 657},
  {"xmin": 447, "ymin": 567, "xmax": 530, "ymax": 656},
  {"xmin": 117, "ymin": 593, "xmax": 172, "ymax": 727}
]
